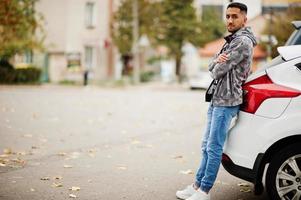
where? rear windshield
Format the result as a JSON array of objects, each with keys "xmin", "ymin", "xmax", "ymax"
[{"xmin": 285, "ymin": 29, "xmax": 301, "ymax": 45}]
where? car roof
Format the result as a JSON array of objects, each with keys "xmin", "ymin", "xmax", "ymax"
[{"xmin": 292, "ymin": 21, "xmax": 301, "ymax": 30}]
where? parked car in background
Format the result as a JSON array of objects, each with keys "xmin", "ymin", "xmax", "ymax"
[
  {"xmin": 222, "ymin": 21, "xmax": 301, "ymax": 200},
  {"xmin": 189, "ymin": 69, "xmax": 212, "ymax": 90}
]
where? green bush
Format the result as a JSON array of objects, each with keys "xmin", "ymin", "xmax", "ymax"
[
  {"xmin": 0, "ymin": 65, "xmax": 42, "ymax": 84},
  {"xmin": 140, "ymin": 71, "xmax": 155, "ymax": 82}
]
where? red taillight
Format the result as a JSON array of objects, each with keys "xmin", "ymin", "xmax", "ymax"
[{"xmin": 241, "ymin": 75, "xmax": 301, "ymax": 114}]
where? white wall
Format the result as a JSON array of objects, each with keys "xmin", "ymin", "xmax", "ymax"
[
  {"xmin": 36, "ymin": 0, "xmax": 112, "ymax": 81},
  {"xmin": 36, "ymin": 0, "xmax": 68, "ymax": 52}
]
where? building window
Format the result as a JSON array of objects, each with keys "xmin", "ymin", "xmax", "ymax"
[
  {"xmin": 85, "ymin": 2, "xmax": 95, "ymax": 28},
  {"xmin": 24, "ymin": 51, "xmax": 33, "ymax": 64},
  {"xmin": 85, "ymin": 46, "xmax": 93, "ymax": 69},
  {"xmin": 66, "ymin": 52, "xmax": 81, "ymax": 68}
]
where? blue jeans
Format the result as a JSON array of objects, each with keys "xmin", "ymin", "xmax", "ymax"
[{"xmin": 195, "ymin": 104, "xmax": 239, "ymax": 192}]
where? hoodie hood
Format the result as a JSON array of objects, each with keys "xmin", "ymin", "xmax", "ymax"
[{"xmin": 224, "ymin": 26, "xmax": 257, "ymax": 46}]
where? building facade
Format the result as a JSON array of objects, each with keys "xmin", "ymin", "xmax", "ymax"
[{"xmin": 35, "ymin": 0, "xmax": 117, "ymax": 83}]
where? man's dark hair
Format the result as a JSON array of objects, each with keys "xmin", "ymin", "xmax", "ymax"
[{"xmin": 227, "ymin": 2, "xmax": 248, "ymax": 14}]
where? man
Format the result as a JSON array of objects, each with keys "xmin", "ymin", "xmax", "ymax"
[{"xmin": 176, "ymin": 2, "xmax": 257, "ymax": 200}]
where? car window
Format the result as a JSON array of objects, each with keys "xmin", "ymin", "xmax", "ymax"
[{"xmin": 285, "ymin": 29, "xmax": 301, "ymax": 45}]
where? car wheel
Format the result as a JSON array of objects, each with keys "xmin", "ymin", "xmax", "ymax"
[{"xmin": 266, "ymin": 143, "xmax": 301, "ymax": 200}]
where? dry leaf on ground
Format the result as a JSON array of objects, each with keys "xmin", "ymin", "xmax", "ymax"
[
  {"xmin": 116, "ymin": 165, "xmax": 127, "ymax": 170},
  {"xmin": 40, "ymin": 177, "xmax": 50, "ymax": 181},
  {"xmin": 237, "ymin": 182, "xmax": 250, "ymax": 187},
  {"xmin": 0, "ymin": 163, "xmax": 6, "ymax": 167},
  {"xmin": 173, "ymin": 155, "xmax": 183, "ymax": 159},
  {"xmin": 52, "ymin": 182, "xmax": 63, "ymax": 187},
  {"xmin": 58, "ymin": 152, "xmax": 67, "ymax": 156},
  {"xmin": 69, "ymin": 186, "xmax": 80, "ymax": 191},
  {"xmin": 131, "ymin": 139, "xmax": 141, "ymax": 145},
  {"xmin": 238, "ymin": 182, "xmax": 251, "ymax": 193},
  {"xmin": 69, "ymin": 194, "xmax": 77, "ymax": 198},
  {"xmin": 53, "ymin": 176, "xmax": 63, "ymax": 180},
  {"xmin": 179, "ymin": 169, "xmax": 194, "ymax": 175},
  {"xmin": 3, "ymin": 148, "xmax": 12, "ymax": 154},
  {"xmin": 23, "ymin": 134, "xmax": 33, "ymax": 138}
]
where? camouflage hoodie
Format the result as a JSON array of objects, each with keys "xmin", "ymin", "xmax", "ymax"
[{"xmin": 208, "ymin": 26, "xmax": 257, "ymax": 106}]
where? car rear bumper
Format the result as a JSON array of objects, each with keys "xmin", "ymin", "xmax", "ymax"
[{"xmin": 222, "ymin": 153, "xmax": 265, "ymax": 195}]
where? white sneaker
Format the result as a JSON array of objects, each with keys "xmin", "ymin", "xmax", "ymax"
[
  {"xmin": 176, "ymin": 184, "xmax": 197, "ymax": 200},
  {"xmin": 186, "ymin": 189, "xmax": 210, "ymax": 200}
]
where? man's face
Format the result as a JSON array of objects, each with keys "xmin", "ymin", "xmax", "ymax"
[{"xmin": 226, "ymin": 7, "xmax": 247, "ymax": 33}]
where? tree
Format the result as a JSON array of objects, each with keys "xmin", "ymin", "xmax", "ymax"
[
  {"xmin": 112, "ymin": 0, "xmax": 161, "ymax": 74},
  {"xmin": 156, "ymin": 0, "xmax": 203, "ymax": 81},
  {"xmin": 0, "ymin": 0, "xmax": 44, "ymax": 68},
  {"xmin": 262, "ymin": 6, "xmax": 301, "ymax": 58},
  {"xmin": 199, "ymin": 7, "xmax": 226, "ymax": 44},
  {"xmin": 112, "ymin": 0, "xmax": 225, "ymax": 81}
]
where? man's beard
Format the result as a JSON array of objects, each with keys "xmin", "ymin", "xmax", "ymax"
[{"xmin": 227, "ymin": 25, "xmax": 241, "ymax": 33}]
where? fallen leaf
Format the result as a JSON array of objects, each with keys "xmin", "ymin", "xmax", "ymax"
[
  {"xmin": 11, "ymin": 158, "xmax": 25, "ymax": 164},
  {"xmin": 88, "ymin": 148, "xmax": 98, "ymax": 153},
  {"xmin": 17, "ymin": 151, "xmax": 27, "ymax": 156},
  {"xmin": 0, "ymin": 163, "xmax": 6, "ymax": 167},
  {"xmin": 69, "ymin": 186, "xmax": 80, "ymax": 191},
  {"xmin": 69, "ymin": 194, "xmax": 77, "ymax": 198},
  {"xmin": 3, "ymin": 148, "xmax": 12, "ymax": 154},
  {"xmin": 238, "ymin": 182, "xmax": 251, "ymax": 193},
  {"xmin": 58, "ymin": 152, "xmax": 67, "ymax": 156},
  {"xmin": 117, "ymin": 165, "xmax": 127, "ymax": 170},
  {"xmin": 63, "ymin": 165, "xmax": 73, "ymax": 168},
  {"xmin": 71, "ymin": 152, "xmax": 81, "ymax": 158},
  {"xmin": 40, "ymin": 177, "xmax": 50, "ymax": 181},
  {"xmin": 53, "ymin": 176, "xmax": 63, "ymax": 180},
  {"xmin": 0, "ymin": 154, "xmax": 9, "ymax": 158},
  {"xmin": 23, "ymin": 134, "xmax": 33, "ymax": 138},
  {"xmin": 237, "ymin": 182, "xmax": 250, "ymax": 187},
  {"xmin": 131, "ymin": 139, "xmax": 141, "ymax": 145},
  {"xmin": 52, "ymin": 182, "xmax": 63, "ymax": 187},
  {"xmin": 240, "ymin": 188, "xmax": 251, "ymax": 193},
  {"xmin": 179, "ymin": 169, "xmax": 194, "ymax": 175},
  {"xmin": 173, "ymin": 155, "xmax": 183, "ymax": 159}
]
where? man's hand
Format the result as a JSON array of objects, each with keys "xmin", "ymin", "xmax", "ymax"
[{"xmin": 216, "ymin": 53, "xmax": 229, "ymax": 63}]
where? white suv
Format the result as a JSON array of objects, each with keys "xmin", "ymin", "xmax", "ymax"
[{"xmin": 222, "ymin": 21, "xmax": 301, "ymax": 200}]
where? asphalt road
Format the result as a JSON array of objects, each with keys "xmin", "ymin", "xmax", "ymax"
[{"xmin": 0, "ymin": 84, "xmax": 269, "ymax": 200}]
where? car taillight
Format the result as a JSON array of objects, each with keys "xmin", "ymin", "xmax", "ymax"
[{"xmin": 240, "ymin": 74, "xmax": 301, "ymax": 114}]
